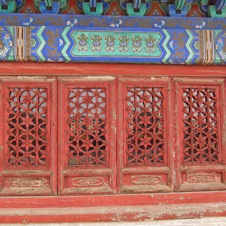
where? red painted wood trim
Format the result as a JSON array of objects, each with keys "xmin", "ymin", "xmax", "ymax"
[
  {"xmin": 1, "ymin": 192, "xmax": 226, "ymax": 208},
  {"xmin": 0, "ymin": 63, "xmax": 225, "ymax": 77},
  {"xmin": 1, "ymin": 192, "xmax": 226, "ymax": 223},
  {"xmin": 1, "ymin": 202, "xmax": 226, "ymax": 223}
]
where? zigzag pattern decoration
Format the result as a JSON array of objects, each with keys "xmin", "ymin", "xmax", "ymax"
[{"xmin": 0, "ymin": 14, "xmax": 226, "ymax": 64}]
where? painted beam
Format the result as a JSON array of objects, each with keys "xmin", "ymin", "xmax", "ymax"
[{"xmin": 0, "ymin": 13, "xmax": 226, "ymax": 64}]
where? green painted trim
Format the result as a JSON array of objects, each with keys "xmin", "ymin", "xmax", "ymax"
[
  {"xmin": 0, "ymin": 0, "xmax": 16, "ymax": 13},
  {"xmin": 36, "ymin": 26, "xmax": 46, "ymax": 62},
  {"xmin": 62, "ymin": 26, "xmax": 71, "ymax": 62},
  {"xmin": 162, "ymin": 29, "xmax": 170, "ymax": 64},
  {"xmin": 185, "ymin": 29, "xmax": 194, "ymax": 64},
  {"xmin": 82, "ymin": 2, "xmax": 103, "ymax": 15},
  {"xmin": 208, "ymin": 5, "xmax": 226, "ymax": 18},
  {"xmin": 126, "ymin": 3, "xmax": 146, "ymax": 16}
]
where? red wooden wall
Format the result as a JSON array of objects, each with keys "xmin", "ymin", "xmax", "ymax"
[{"xmin": 0, "ymin": 63, "xmax": 226, "ymax": 223}]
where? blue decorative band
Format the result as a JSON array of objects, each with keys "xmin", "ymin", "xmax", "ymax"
[{"xmin": 0, "ymin": 14, "xmax": 225, "ymax": 64}]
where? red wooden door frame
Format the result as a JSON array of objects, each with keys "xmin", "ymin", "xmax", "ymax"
[
  {"xmin": 58, "ymin": 77, "xmax": 117, "ymax": 195},
  {"xmin": 0, "ymin": 77, "xmax": 57, "ymax": 196},
  {"xmin": 0, "ymin": 63, "xmax": 226, "ymax": 223}
]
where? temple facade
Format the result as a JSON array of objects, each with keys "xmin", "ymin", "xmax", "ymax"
[{"xmin": 0, "ymin": 0, "xmax": 226, "ymax": 223}]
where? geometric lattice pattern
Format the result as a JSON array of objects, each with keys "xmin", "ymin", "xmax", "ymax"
[
  {"xmin": 125, "ymin": 87, "xmax": 165, "ymax": 165},
  {"xmin": 67, "ymin": 87, "xmax": 108, "ymax": 166},
  {"xmin": 182, "ymin": 88, "xmax": 220, "ymax": 164},
  {"xmin": 6, "ymin": 87, "xmax": 48, "ymax": 166}
]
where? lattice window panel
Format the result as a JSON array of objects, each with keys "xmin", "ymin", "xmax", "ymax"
[
  {"xmin": 125, "ymin": 87, "xmax": 165, "ymax": 166},
  {"xmin": 6, "ymin": 87, "xmax": 49, "ymax": 167},
  {"xmin": 67, "ymin": 87, "xmax": 108, "ymax": 167},
  {"xmin": 182, "ymin": 88, "xmax": 220, "ymax": 164}
]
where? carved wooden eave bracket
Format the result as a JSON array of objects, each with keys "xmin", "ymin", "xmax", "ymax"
[{"xmin": 0, "ymin": 13, "xmax": 226, "ymax": 64}]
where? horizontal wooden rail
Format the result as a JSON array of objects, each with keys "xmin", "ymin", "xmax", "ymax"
[
  {"xmin": 0, "ymin": 63, "xmax": 225, "ymax": 77},
  {"xmin": 1, "ymin": 192, "xmax": 226, "ymax": 223}
]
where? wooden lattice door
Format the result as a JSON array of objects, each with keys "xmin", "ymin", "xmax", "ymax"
[
  {"xmin": 58, "ymin": 77, "xmax": 116, "ymax": 195},
  {"xmin": 0, "ymin": 77, "xmax": 57, "ymax": 195},
  {"xmin": 175, "ymin": 78, "xmax": 226, "ymax": 191},
  {"xmin": 0, "ymin": 73, "xmax": 226, "ymax": 196},
  {"xmin": 117, "ymin": 77, "xmax": 174, "ymax": 193}
]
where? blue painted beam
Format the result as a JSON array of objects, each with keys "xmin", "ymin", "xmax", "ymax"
[{"xmin": 0, "ymin": 13, "xmax": 225, "ymax": 64}]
